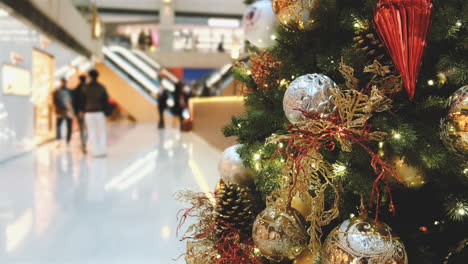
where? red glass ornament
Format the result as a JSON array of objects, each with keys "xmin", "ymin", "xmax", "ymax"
[{"xmin": 374, "ymin": 0, "xmax": 433, "ymax": 100}]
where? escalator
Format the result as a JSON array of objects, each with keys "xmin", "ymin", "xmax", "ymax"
[
  {"xmin": 97, "ymin": 47, "xmax": 158, "ymax": 122},
  {"xmin": 197, "ymin": 63, "xmax": 237, "ymax": 96},
  {"xmin": 98, "ymin": 45, "xmax": 183, "ymax": 123}
]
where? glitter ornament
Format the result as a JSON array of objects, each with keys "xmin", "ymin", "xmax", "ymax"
[
  {"xmin": 440, "ymin": 85, "xmax": 468, "ymax": 158},
  {"xmin": 322, "ymin": 216, "xmax": 408, "ymax": 264},
  {"xmin": 283, "ymin": 73, "xmax": 336, "ymax": 124},
  {"xmin": 250, "ymin": 51, "xmax": 282, "ymax": 89},
  {"xmin": 219, "ymin": 144, "xmax": 254, "ymax": 186},
  {"xmin": 273, "ymin": 0, "xmax": 320, "ymax": 31},
  {"xmin": 242, "ymin": 0, "xmax": 279, "ymax": 49},
  {"xmin": 252, "ymin": 206, "xmax": 309, "ymax": 261}
]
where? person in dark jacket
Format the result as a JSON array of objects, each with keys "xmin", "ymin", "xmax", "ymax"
[
  {"xmin": 83, "ymin": 69, "xmax": 109, "ymax": 157},
  {"xmin": 72, "ymin": 75, "xmax": 87, "ymax": 153},
  {"xmin": 53, "ymin": 78, "xmax": 74, "ymax": 146},
  {"xmin": 157, "ymin": 88, "xmax": 168, "ymax": 129}
]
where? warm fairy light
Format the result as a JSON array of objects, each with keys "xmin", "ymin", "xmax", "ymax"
[
  {"xmin": 333, "ymin": 163, "xmax": 347, "ymax": 177},
  {"xmin": 448, "ymin": 201, "xmax": 468, "ymax": 221},
  {"xmin": 230, "ymin": 47, "xmax": 240, "ymax": 60},
  {"xmin": 434, "ymin": 221, "xmax": 440, "ymax": 225},
  {"xmin": 350, "ymin": 213, "xmax": 355, "ymax": 218},
  {"xmin": 463, "ymin": 168, "xmax": 468, "ymax": 175},
  {"xmin": 457, "ymin": 207, "xmax": 466, "ymax": 216},
  {"xmin": 247, "ymin": 70, "xmax": 252, "ymax": 75},
  {"xmin": 253, "ymin": 153, "xmax": 261, "ymax": 160},
  {"xmin": 237, "ymin": 123, "xmax": 242, "ymax": 128},
  {"xmin": 393, "ymin": 133, "xmax": 402, "ymax": 139},
  {"xmin": 455, "ymin": 20, "xmax": 462, "ymax": 27},
  {"xmin": 278, "ymin": 142, "xmax": 284, "ymax": 148},
  {"xmin": 270, "ymin": 34, "xmax": 277, "ymax": 40},
  {"xmin": 254, "ymin": 248, "xmax": 260, "ymax": 254},
  {"xmin": 291, "ymin": 75, "xmax": 295, "ymax": 79},
  {"xmin": 353, "ymin": 22, "xmax": 360, "ymax": 28},
  {"xmin": 280, "ymin": 158, "xmax": 285, "ymax": 163},
  {"xmin": 419, "ymin": 226, "xmax": 428, "ymax": 232},
  {"xmin": 427, "ymin": 79, "xmax": 435, "ymax": 86},
  {"xmin": 279, "ymin": 79, "xmax": 288, "ymax": 86}
]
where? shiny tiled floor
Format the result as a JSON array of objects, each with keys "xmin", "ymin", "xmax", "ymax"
[{"xmin": 0, "ymin": 123, "xmax": 221, "ymax": 263}]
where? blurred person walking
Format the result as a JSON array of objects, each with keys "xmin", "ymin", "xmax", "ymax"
[
  {"xmin": 73, "ymin": 75, "xmax": 87, "ymax": 153},
  {"xmin": 83, "ymin": 69, "xmax": 109, "ymax": 157},
  {"xmin": 157, "ymin": 88, "xmax": 168, "ymax": 129},
  {"xmin": 53, "ymin": 78, "xmax": 74, "ymax": 147}
]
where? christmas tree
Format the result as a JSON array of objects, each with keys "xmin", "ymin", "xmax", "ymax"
[{"xmin": 177, "ymin": 0, "xmax": 467, "ymax": 263}]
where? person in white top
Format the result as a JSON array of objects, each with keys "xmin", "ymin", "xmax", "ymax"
[{"xmin": 83, "ymin": 70, "xmax": 109, "ymax": 157}]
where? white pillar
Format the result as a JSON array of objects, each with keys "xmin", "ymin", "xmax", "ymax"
[{"xmin": 159, "ymin": 0, "xmax": 175, "ymax": 52}]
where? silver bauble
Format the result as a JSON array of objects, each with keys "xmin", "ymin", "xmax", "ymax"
[
  {"xmin": 218, "ymin": 144, "xmax": 253, "ymax": 186},
  {"xmin": 252, "ymin": 206, "xmax": 309, "ymax": 261},
  {"xmin": 440, "ymin": 85, "xmax": 468, "ymax": 158},
  {"xmin": 242, "ymin": 0, "xmax": 279, "ymax": 49},
  {"xmin": 322, "ymin": 216, "xmax": 408, "ymax": 264},
  {"xmin": 283, "ymin": 73, "xmax": 336, "ymax": 124}
]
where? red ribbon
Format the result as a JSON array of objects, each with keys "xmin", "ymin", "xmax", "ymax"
[{"xmin": 275, "ymin": 111, "xmax": 403, "ymax": 221}]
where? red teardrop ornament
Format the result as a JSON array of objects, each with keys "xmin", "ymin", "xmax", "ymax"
[{"xmin": 374, "ymin": 0, "xmax": 433, "ymax": 100}]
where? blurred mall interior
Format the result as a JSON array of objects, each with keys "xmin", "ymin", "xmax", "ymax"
[{"xmin": 0, "ymin": 0, "xmax": 246, "ymax": 262}]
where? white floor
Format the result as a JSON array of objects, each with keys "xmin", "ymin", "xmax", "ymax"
[{"xmin": 0, "ymin": 123, "xmax": 221, "ymax": 264}]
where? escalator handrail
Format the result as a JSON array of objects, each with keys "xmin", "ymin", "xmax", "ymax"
[
  {"xmin": 102, "ymin": 47, "xmax": 160, "ymax": 95},
  {"xmin": 109, "ymin": 46, "xmax": 158, "ymax": 80}
]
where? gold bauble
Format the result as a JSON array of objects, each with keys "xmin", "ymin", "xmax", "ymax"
[
  {"xmin": 322, "ymin": 216, "xmax": 408, "ymax": 264},
  {"xmin": 391, "ymin": 155, "xmax": 426, "ymax": 188},
  {"xmin": 293, "ymin": 248, "xmax": 317, "ymax": 264},
  {"xmin": 273, "ymin": 0, "xmax": 320, "ymax": 31},
  {"xmin": 291, "ymin": 193, "xmax": 313, "ymax": 217},
  {"xmin": 440, "ymin": 85, "xmax": 468, "ymax": 158},
  {"xmin": 252, "ymin": 206, "xmax": 309, "ymax": 261}
]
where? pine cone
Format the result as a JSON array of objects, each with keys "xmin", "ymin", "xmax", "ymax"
[
  {"xmin": 354, "ymin": 21, "xmax": 388, "ymax": 63},
  {"xmin": 215, "ymin": 180, "xmax": 258, "ymax": 236}
]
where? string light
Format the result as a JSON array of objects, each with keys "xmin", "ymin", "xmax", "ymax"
[
  {"xmin": 427, "ymin": 79, "xmax": 435, "ymax": 86},
  {"xmin": 253, "ymin": 153, "xmax": 261, "ymax": 160},
  {"xmin": 278, "ymin": 142, "xmax": 284, "ymax": 148},
  {"xmin": 247, "ymin": 70, "xmax": 252, "ymax": 75},
  {"xmin": 455, "ymin": 20, "xmax": 462, "ymax": 27},
  {"xmin": 270, "ymin": 34, "xmax": 277, "ymax": 40},
  {"xmin": 447, "ymin": 201, "xmax": 468, "ymax": 221},
  {"xmin": 333, "ymin": 163, "xmax": 347, "ymax": 177},
  {"xmin": 393, "ymin": 132, "xmax": 402, "ymax": 140}
]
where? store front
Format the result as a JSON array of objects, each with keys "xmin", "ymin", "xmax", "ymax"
[{"xmin": 0, "ymin": 5, "xmax": 91, "ymax": 162}]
